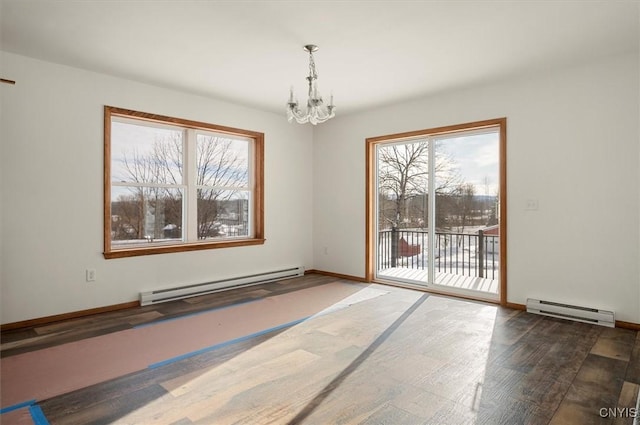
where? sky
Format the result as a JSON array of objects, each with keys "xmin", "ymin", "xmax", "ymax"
[
  {"xmin": 110, "ymin": 118, "xmax": 250, "ymax": 189},
  {"xmin": 111, "ymin": 120, "xmax": 183, "ymax": 184},
  {"xmin": 436, "ymin": 130, "xmax": 499, "ymax": 196}
]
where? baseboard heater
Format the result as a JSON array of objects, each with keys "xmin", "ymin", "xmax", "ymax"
[
  {"xmin": 140, "ymin": 266, "xmax": 305, "ymax": 306},
  {"xmin": 526, "ymin": 298, "xmax": 614, "ymax": 328}
]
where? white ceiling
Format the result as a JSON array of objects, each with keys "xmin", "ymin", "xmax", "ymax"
[{"xmin": 1, "ymin": 1, "xmax": 638, "ymax": 116}]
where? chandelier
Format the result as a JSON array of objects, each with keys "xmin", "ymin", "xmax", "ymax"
[{"xmin": 287, "ymin": 44, "xmax": 335, "ymax": 125}]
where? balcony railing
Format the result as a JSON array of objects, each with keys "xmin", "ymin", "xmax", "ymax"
[{"xmin": 378, "ymin": 228, "xmax": 499, "ymax": 280}]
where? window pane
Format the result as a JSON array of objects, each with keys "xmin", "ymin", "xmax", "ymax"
[
  {"xmin": 111, "ymin": 120, "xmax": 183, "ymax": 185},
  {"xmin": 111, "ymin": 186, "xmax": 183, "ymax": 246},
  {"xmin": 196, "ymin": 134, "xmax": 249, "ymax": 188},
  {"xmin": 377, "ymin": 140, "xmax": 429, "ymax": 230},
  {"xmin": 197, "ymin": 189, "xmax": 250, "ymax": 239}
]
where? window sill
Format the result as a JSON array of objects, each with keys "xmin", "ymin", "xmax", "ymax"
[{"xmin": 104, "ymin": 238, "xmax": 266, "ymax": 259}]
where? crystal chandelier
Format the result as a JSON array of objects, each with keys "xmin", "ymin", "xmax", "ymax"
[{"xmin": 287, "ymin": 44, "xmax": 335, "ymax": 125}]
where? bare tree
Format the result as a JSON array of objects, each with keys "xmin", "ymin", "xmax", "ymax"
[
  {"xmin": 114, "ymin": 134, "xmax": 183, "ymax": 240},
  {"xmin": 487, "ymin": 189, "xmax": 499, "ymax": 226},
  {"xmin": 196, "ymin": 136, "xmax": 247, "ymax": 238},
  {"xmin": 113, "ymin": 133, "xmax": 246, "ymax": 242},
  {"xmin": 112, "ymin": 192, "xmax": 144, "ymax": 239},
  {"xmin": 378, "ymin": 140, "xmax": 460, "ymax": 229},
  {"xmin": 454, "ymin": 182, "xmax": 476, "ymax": 233}
]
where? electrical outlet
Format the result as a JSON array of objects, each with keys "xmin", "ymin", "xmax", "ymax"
[{"xmin": 86, "ymin": 269, "xmax": 96, "ymax": 282}]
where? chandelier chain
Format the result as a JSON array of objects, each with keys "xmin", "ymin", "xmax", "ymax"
[{"xmin": 308, "ymin": 51, "xmax": 318, "ymax": 82}]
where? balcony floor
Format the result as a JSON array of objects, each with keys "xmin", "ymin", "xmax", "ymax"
[{"xmin": 378, "ymin": 267, "xmax": 499, "ymax": 295}]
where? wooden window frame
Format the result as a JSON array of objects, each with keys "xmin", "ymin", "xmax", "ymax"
[{"xmin": 104, "ymin": 106, "xmax": 265, "ymax": 259}]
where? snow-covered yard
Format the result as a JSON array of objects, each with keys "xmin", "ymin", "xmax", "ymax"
[{"xmin": 377, "ymin": 226, "xmax": 499, "ymax": 281}]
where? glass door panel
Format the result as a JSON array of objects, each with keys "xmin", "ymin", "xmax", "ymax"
[
  {"xmin": 375, "ymin": 139, "xmax": 430, "ymax": 286},
  {"xmin": 432, "ymin": 130, "xmax": 500, "ymax": 298},
  {"xmin": 373, "ymin": 125, "xmax": 502, "ymax": 301}
]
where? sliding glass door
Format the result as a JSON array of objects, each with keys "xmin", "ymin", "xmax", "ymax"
[{"xmin": 369, "ymin": 119, "xmax": 505, "ymax": 302}]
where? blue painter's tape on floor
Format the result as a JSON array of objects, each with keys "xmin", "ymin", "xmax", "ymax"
[
  {"xmin": 146, "ymin": 287, "xmax": 388, "ymax": 370},
  {"xmin": 0, "ymin": 399, "xmax": 36, "ymax": 414},
  {"xmin": 148, "ymin": 315, "xmax": 312, "ymax": 369},
  {"xmin": 29, "ymin": 404, "xmax": 50, "ymax": 425}
]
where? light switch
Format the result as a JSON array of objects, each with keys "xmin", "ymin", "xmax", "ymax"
[{"xmin": 525, "ymin": 199, "xmax": 539, "ymax": 211}]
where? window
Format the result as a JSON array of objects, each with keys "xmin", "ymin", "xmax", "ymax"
[{"xmin": 104, "ymin": 106, "xmax": 264, "ymax": 258}]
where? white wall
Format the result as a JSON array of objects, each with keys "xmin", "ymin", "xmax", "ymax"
[
  {"xmin": 0, "ymin": 52, "xmax": 314, "ymax": 324},
  {"xmin": 2, "ymin": 51, "xmax": 639, "ymax": 325},
  {"xmin": 313, "ymin": 53, "xmax": 640, "ymax": 323}
]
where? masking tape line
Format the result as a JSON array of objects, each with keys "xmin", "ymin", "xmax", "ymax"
[
  {"xmin": 148, "ymin": 315, "xmax": 311, "ymax": 369},
  {"xmin": 0, "ymin": 399, "xmax": 36, "ymax": 414},
  {"xmin": 147, "ymin": 292, "xmax": 386, "ymax": 369},
  {"xmin": 29, "ymin": 404, "xmax": 50, "ymax": 425}
]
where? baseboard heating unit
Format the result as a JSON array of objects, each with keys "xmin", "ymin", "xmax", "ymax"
[
  {"xmin": 140, "ymin": 266, "xmax": 305, "ymax": 306},
  {"xmin": 526, "ymin": 298, "xmax": 614, "ymax": 328}
]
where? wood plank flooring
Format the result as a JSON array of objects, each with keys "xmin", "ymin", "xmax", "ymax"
[{"xmin": 1, "ymin": 274, "xmax": 638, "ymax": 425}]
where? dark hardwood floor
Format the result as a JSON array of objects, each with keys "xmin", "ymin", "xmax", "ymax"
[{"xmin": 1, "ymin": 274, "xmax": 639, "ymax": 424}]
